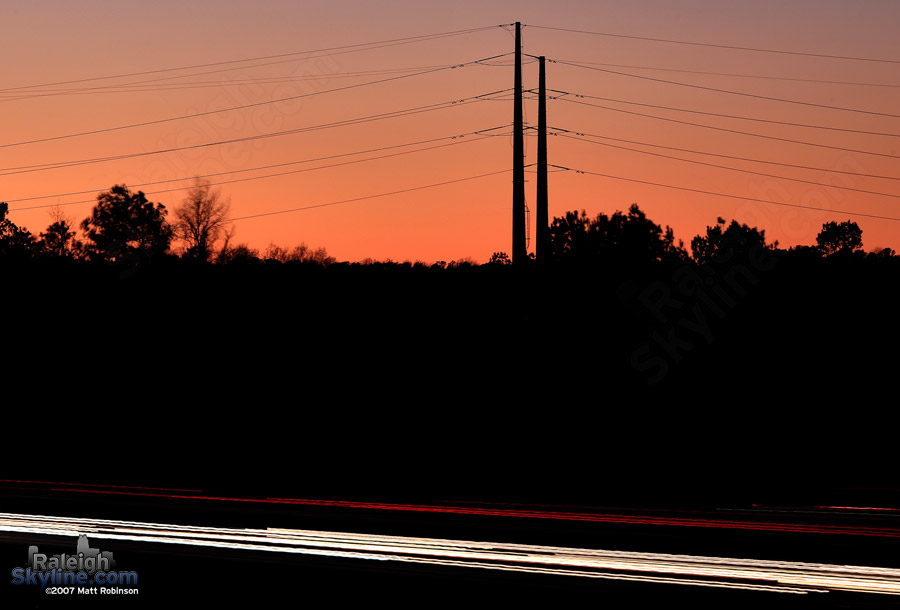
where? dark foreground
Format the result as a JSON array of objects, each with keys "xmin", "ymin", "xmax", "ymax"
[
  {"xmin": 3, "ymin": 256, "xmax": 896, "ymax": 495},
  {"xmin": 2, "ymin": 255, "xmax": 897, "ymax": 607}
]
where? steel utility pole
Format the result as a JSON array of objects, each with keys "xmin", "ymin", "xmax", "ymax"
[
  {"xmin": 536, "ymin": 56, "xmax": 549, "ymax": 263},
  {"xmin": 512, "ymin": 22, "xmax": 527, "ymax": 265}
]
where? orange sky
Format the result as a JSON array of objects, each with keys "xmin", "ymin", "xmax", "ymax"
[{"xmin": 3, "ymin": 1, "xmax": 900, "ymax": 263}]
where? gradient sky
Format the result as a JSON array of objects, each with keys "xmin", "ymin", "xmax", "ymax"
[{"xmin": 3, "ymin": 1, "xmax": 900, "ymax": 262}]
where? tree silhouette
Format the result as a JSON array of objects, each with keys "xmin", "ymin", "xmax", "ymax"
[
  {"xmin": 218, "ymin": 243, "xmax": 260, "ymax": 264},
  {"xmin": 81, "ymin": 185, "xmax": 172, "ymax": 262},
  {"xmin": 0, "ymin": 202, "xmax": 37, "ymax": 259},
  {"xmin": 549, "ymin": 204, "xmax": 685, "ymax": 265},
  {"xmin": 39, "ymin": 220, "xmax": 80, "ymax": 258},
  {"xmin": 488, "ymin": 252, "xmax": 512, "ymax": 265},
  {"xmin": 816, "ymin": 220, "xmax": 862, "ymax": 256},
  {"xmin": 549, "ymin": 210, "xmax": 590, "ymax": 260},
  {"xmin": 691, "ymin": 217, "xmax": 775, "ymax": 264},
  {"xmin": 173, "ymin": 179, "xmax": 231, "ymax": 262},
  {"xmin": 39, "ymin": 208, "xmax": 80, "ymax": 258}
]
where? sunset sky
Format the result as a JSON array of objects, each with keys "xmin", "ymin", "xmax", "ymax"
[{"xmin": 3, "ymin": 0, "xmax": 900, "ymax": 263}]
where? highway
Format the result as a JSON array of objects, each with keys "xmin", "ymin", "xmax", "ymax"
[{"xmin": 1, "ymin": 480, "xmax": 900, "ymax": 607}]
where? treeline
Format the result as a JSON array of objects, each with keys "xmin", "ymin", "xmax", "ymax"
[
  {"xmin": 2, "ymin": 180, "xmax": 894, "ymax": 271},
  {"xmin": 0, "ymin": 180, "xmax": 338, "ymax": 269}
]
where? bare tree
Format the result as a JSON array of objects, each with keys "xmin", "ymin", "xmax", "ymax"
[
  {"xmin": 174, "ymin": 179, "xmax": 232, "ymax": 262},
  {"xmin": 40, "ymin": 206, "xmax": 81, "ymax": 258},
  {"xmin": 261, "ymin": 241, "xmax": 335, "ymax": 266}
]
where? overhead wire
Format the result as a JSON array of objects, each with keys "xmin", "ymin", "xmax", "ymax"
[
  {"xmin": 526, "ymin": 24, "xmax": 900, "ymax": 65},
  {"xmin": 7, "ymin": 127, "xmax": 509, "ymax": 208},
  {"xmin": 552, "ymin": 164, "xmax": 900, "ymax": 222},
  {"xmin": 0, "ymin": 66, "xmax": 458, "ymax": 103},
  {"xmin": 0, "ymin": 53, "xmax": 512, "ymax": 149},
  {"xmin": 229, "ymin": 169, "xmax": 512, "ymax": 222},
  {"xmin": 0, "ymin": 89, "xmax": 513, "ymax": 176},
  {"xmin": 544, "ymin": 89, "xmax": 900, "ymax": 139},
  {"xmin": 0, "ymin": 25, "xmax": 508, "ymax": 94},
  {"xmin": 547, "ymin": 127, "xmax": 900, "ymax": 182},
  {"xmin": 552, "ymin": 96, "xmax": 900, "ymax": 160},
  {"xmin": 549, "ymin": 59, "xmax": 900, "ymax": 89},
  {"xmin": 550, "ymin": 59, "xmax": 900, "ymax": 119},
  {"xmin": 550, "ymin": 131, "xmax": 900, "ymax": 200}
]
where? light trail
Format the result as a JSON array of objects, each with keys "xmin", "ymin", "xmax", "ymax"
[
  {"xmin": 8, "ymin": 483, "xmax": 900, "ymax": 538},
  {"xmin": 1, "ymin": 512, "xmax": 900, "ymax": 596}
]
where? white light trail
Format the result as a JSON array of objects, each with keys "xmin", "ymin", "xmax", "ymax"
[{"xmin": 2, "ymin": 512, "xmax": 899, "ymax": 595}]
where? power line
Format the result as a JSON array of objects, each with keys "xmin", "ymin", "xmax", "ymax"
[
  {"xmin": 551, "ymin": 131, "xmax": 900, "ymax": 200},
  {"xmin": 1, "ymin": 90, "xmax": 508, "ymax": 173},
  {"xmin": 230, "ymin": 169, "xmax": 510, "ymax": 222},
  {"xmin": 553, "ymin": 96, "xmax": 900, "ymax": 160},
  {"xmin": 527, "ymin": 24, "xmax": 900, "ymax": 65},
  {"xmin": 552, "ymin": 164, "xmax": 900, "ymax": 222},
  {"xmin": 2, "ymin": 38, "xmax": 527, "ymax": 104},
  {"xmin": 0, "ymin": 90, "xmax": 512, "ymax": 176},
  {"xmin": 549, "ymin": 59, "xmax": 900, "ymax": 89},
  {"xmin": 549, "ymin": 127, "xmax": 900, "ymax": 182},
  {"xmin": 551, "ymin": 59, "xmax": 900, "ymax": 120},
  {"xmin": 0, "ymin": 53, "xmax": 512, "ymax": 149},
  {"xmin": 4, "ymin": 56, "xmax": 445, "ymax": 103},
  {"xmin": 545, "ymin": 89, "xmax": 900, "ymax": 139},
  {"xmin": 0, "ymin": 66, "xmax": 456, "ymax": 103},
  {"xmin": 0, "ymin": 25, "xmax": 507, "ymax": 94},
  {"xmin": 7, "ymin": 128, "xmax": 506, "ymax": 208}
]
